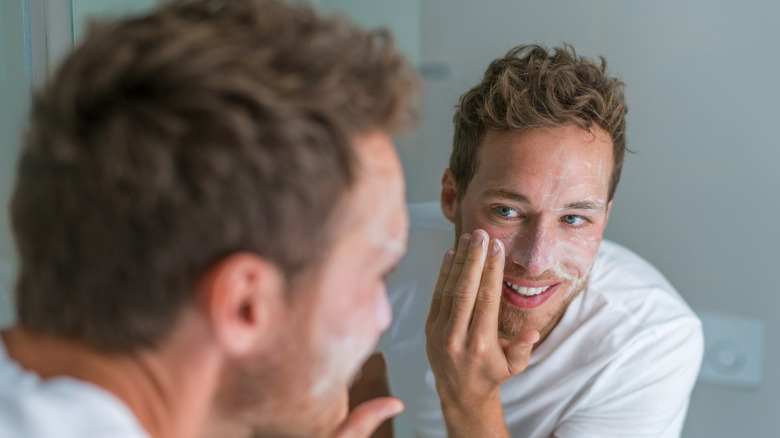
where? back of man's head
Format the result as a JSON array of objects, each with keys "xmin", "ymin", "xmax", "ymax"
[
  {"xmin": 10, "ymin": 0, "xmax": 418, "ymax": 353},
  {"xmin": 450, "ymin": 44, "xmax": 628, "ymax": 202}
]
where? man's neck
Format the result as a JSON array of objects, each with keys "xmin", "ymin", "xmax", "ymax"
[{"xmin": 1, "ymin": 313, "xmax": 220, "ymax": 438}]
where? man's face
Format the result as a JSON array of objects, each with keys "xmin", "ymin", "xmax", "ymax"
[
  {"xmin": 233, "ymin": 131, "xmax": 408, "ymax": 438},
  {"xmin": 302, "ymin": 130, "xmax": 409, "ymax": 424},
  {"xmin": 446, "ymin": 125, "xmax": 613, "ymax": 342}
]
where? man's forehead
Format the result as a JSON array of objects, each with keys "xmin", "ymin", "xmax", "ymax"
[
  {"xmin": 479, "ymin": 126, "xmax": 612, "ymax": 160},
  {"xmin": 474, "ymin": 126, "xmax": 612, "ymax": 182}
]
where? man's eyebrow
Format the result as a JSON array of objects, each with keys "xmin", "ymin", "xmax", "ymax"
[
  {"xmin": 484, "ymin": 189, "xmax": 606, "ymax": 211},
  {"xmin": 564, "ymin": 199, "xmax": 606, "ymax": 211},
  {"xmin": 482, "ymin": 189, "xmax": 531, "ymax": 204}
]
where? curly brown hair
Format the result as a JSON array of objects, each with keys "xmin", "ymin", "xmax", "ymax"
[
  {"xmin": 10, "ymin": 0, "xmax": 418, "ymax": 352},
  {"xmin": 451, "ymin": 44, "xmax": 627, "ymax": 202}
]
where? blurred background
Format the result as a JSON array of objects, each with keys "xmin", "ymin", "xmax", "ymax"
[{"xmin": 1, "ymin": 1, "xmax": 777, "ymax": 436}]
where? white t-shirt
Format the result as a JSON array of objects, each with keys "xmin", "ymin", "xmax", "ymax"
[
  {"xmin": 380, "ymin": 204, "xmax": 703, "ymax": 438},
  {"xmin": 0, "ymin": 335, "xmax": 150, "ymax": 438}
]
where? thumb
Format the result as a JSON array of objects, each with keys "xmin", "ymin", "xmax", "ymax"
[
  {"xmin": 504, "ymin": 329, "xmax": 539, "ymax": 376},
  {"xmin": 332, "ymin": 397, "xmax": 404, "ymax": 438}
]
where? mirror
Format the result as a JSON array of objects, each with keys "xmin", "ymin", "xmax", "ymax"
[{"xmin": 1, "ymin": 1, "xmax": 775, "ymax": 436}]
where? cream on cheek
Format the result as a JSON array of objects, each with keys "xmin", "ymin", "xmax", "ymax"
[
  {"xmin": 308, "ymin": 232, "xmax": 401, "ymax": 399},
  {"xmin": 500, "ymin": 228, "xmax": 601, "ymax": 282},
  {"xmin": 309, "ymin": 285, "xmax": 383, "ymax": 399}
]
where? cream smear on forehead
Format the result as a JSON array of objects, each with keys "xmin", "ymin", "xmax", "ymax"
[{"xmin": 545, "ymin": 154, "xmax": 608, "ymax": 186}]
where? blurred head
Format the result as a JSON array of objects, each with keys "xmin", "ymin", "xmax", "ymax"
[
  {"xmin": 10, "ymin": 0, "xmax": 417, "ymax": 435},
  {"xmin": 442, "ymin": 44, "xmax": 626, "ymax": 342},
  {"xmin": 211, "ymin": 131, "xmax": 409, "ymax": 437}
]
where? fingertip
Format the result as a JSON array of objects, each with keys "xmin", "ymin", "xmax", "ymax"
[
  {"xmin": 522, "ymin": 330, "xmax": 540, "ymax": 346},
  {"xmin": 471, "ymin": 229, "xmax": 488, "ymax": 248},
  {"xmin": 458, "ymin": 233, "xmax": 472, "ymax": 250},
  {"xmin": 444, "ymin": 248, "xmax": 455, "ymax": 262},
  {"xmin": 385, "ymin": 398, "xmax": 405, "ymax": 418},
  {"xmin": 489, "ymin": 238, "xmax": 504, "ymax": 256},
  {"xmin": 335, "ymin": 397, "xmax": 404, "ymax": 438}
]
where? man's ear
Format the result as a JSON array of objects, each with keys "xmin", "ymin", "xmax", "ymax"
[
  {"xmin": 440, "ymin": 169, "xmax": 458, "ymax": 224},
  {"xmin": 198, "ymin": 253, "xmax": 285, "ymax": 357}
]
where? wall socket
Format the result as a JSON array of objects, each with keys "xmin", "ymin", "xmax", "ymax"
[{"xmin": 697, "ymin": 311, "xmax": 765, "ymax": 389}]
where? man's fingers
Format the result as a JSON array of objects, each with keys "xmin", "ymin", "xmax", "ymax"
[
  {"xmin": 446, "ymin": 230, "xmax": 489, "ymax": 334},
  {"xmin": 436, "ymin": 233, "xmax": 471, "ymax": 324},
  {"xmin": 333, "ymin": 397, "xmax": 404, "ymax": 438},
  {"xmin": 504, "ymin": 329, "xmax": 540, "ymax": 376},
  {"xmin": 469, "ymin": 238, "xmax": 505, "ymax": 335},
  {"xmin": 426, "ymin": 248, "xmax": 456, "ymax": 327}
]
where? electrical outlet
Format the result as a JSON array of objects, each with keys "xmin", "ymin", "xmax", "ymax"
[{"xmin": 697, "ymin": 311, "xmax": 765, "ymax": 389}]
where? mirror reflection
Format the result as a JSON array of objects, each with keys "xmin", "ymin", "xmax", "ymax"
[{"xmin": 0, "ymin": 1, "xmax": 775, "ymax": 437}]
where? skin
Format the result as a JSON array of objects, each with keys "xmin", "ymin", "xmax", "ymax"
[
  {"xmin": 2, "ymin": 131, "xmax": 408, "ymax": 438},
  {"xmin": 428, "ymin": 125, "xmax": 615, "ymax": 437}
]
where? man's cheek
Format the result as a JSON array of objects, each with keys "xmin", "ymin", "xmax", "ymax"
[{"xmin": 556, "ymin": 237, "xmax": 601, "ymax": 276}]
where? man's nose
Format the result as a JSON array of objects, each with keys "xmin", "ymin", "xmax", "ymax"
[{"xmin": 509, "ymin": 222, "xmax": 556, "ymax": 277}]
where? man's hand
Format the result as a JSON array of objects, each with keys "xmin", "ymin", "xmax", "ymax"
[
  {"xmin": 332, "ymin": 396, "xmax": 403, "ymax": 438},
  {"xmin": 424, "ymin": 229, "xmax": 539, "ymax": 437}
]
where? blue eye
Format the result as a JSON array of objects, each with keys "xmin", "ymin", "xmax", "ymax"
[
  {"xmin": 496, "ymin": 206, "xmax": 518, "ymax": 217},
  {"xmin": 562, "ymin": 214, "xmax": 587, "ymax": 226}
]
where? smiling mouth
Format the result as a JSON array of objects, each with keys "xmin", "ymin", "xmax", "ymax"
[{"xmin": 504, "ymin": 280, "xmax": 552, "ymax": 297}]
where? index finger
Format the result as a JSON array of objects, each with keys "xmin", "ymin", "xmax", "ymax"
[
  {"xmin": 332, "ymin": 397, "xmax": 404, "ymax": 438},
  {"xmin": 426, "ymin": 248, "xmax": 456, "ymax": 328},
  {"xmin": 444, "ymin": 229, "xmax": 489, "ymax": 333},
  {"xmin": 469, "ymin": 238, "xmax": 505, "ymax": 334}
]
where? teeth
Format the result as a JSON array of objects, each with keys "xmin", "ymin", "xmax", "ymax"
[{"xmin": 504, "ymin": 281, "xmax": 551, "ymax": 297}]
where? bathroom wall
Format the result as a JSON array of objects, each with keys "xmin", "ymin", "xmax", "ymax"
[{"xmin": 0, "ymin": 0, "xmax": 31, "ymax": 325}]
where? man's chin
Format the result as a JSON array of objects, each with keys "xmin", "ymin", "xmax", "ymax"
[{"xmin": 496, "ymin": 303, "xmax": 529, "ymax": 340}]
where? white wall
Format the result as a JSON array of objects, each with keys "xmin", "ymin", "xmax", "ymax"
[
  {"xmin": 71, "ymin": 0, "xmax": 157, "ymax": 42},
  {"xmin": 413, "ymin": 1, "xmax": 778, "ymax": 436},
  {"xmin": 0, "ymin": 0, "xmax": 28, "ymax": 265},
  {"xmin": 0, "ymin": 0, "xmax": 30, "ymax": 326}
]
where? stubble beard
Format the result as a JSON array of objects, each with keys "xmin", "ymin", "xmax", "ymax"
[
  {"xmin": 496, "ymin": 272, "xmax": 589, "ymax": 340},
  {"xmin": 207, "ymin": 311, "xmax": 346, "ymax": 438}
]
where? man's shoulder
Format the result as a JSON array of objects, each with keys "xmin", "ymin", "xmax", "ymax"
[
  {"xmin": 579, "ymin": 239, "xmax": 701, "ymax": 348},
  {"xmin": 592, "ymin": 240, "xmax": 673, "ymax": 290},
  {"xmin": 0, "ymin": 345, "xmax": 150, "ymax": 438},
  {"xmin": 590, "ymin": 240, "xmax": 689, "ymax": 311},
  {"xmin": 533, "ymin": 240, "xmax": 703, "ymax": 404}
]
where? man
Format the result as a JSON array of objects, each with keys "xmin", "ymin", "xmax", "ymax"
[
  {"xmin": 0, "ymin": 0, "xmax": 418, "ymax": 437},
  {"xmin": 351, "ymin": 45, "xmax": 703, "ymax": 437}
]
